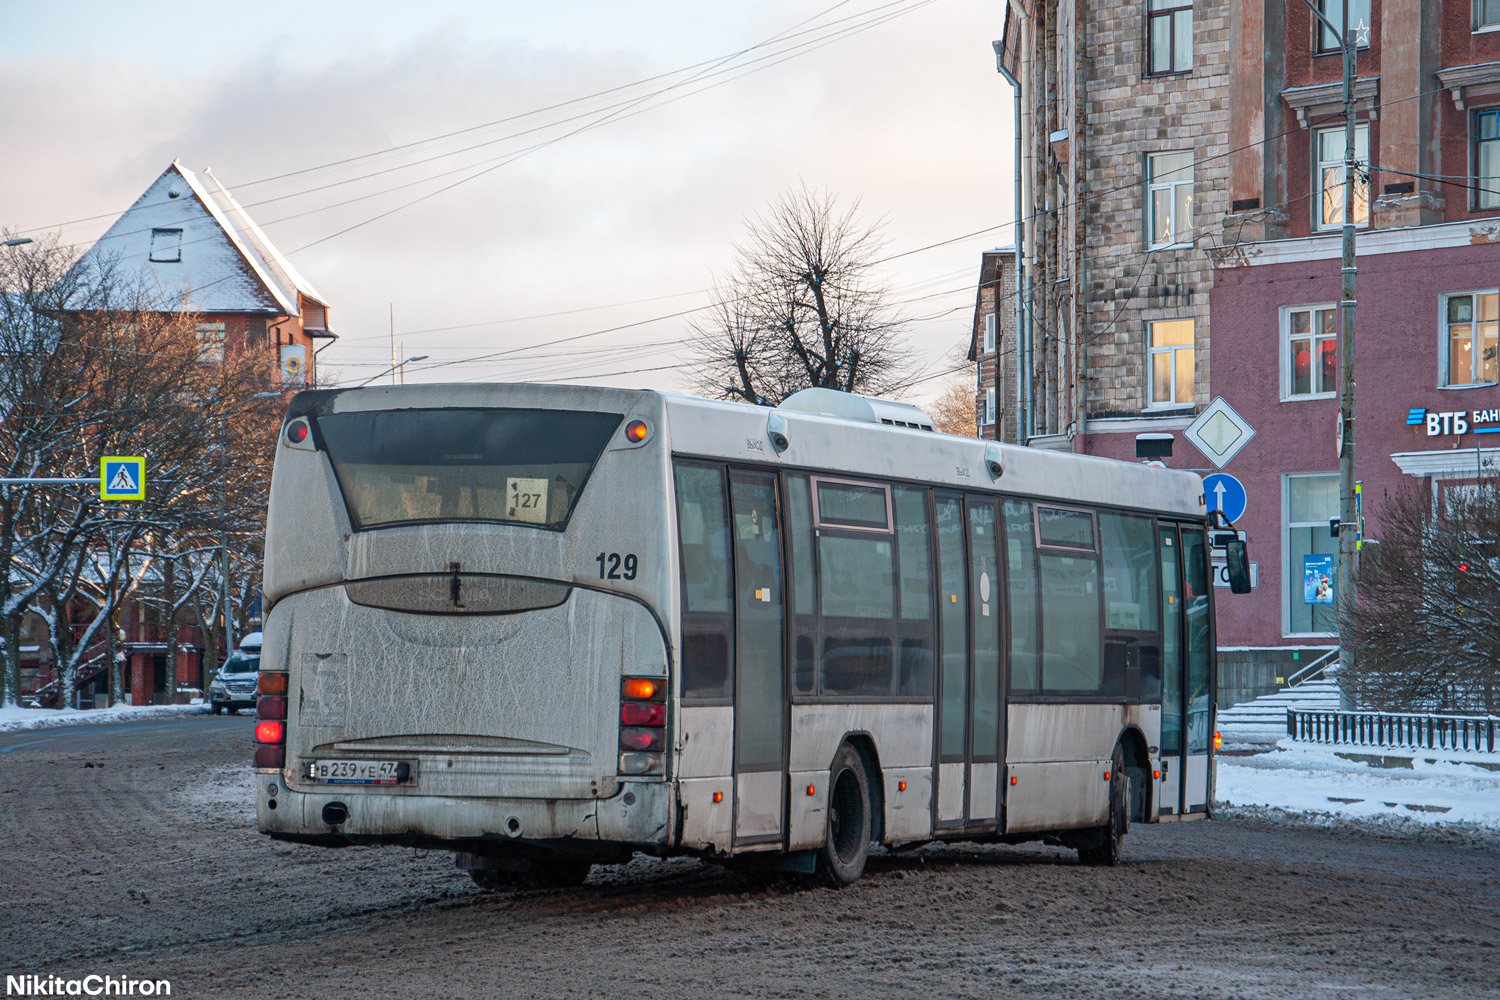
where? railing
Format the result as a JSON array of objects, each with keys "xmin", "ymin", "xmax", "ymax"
[
  {"xmin": 1284, "ymin": 647, "xmax": 1340, "ymax": 689},
  {"xmin": 1288, "ymin": 708, "xmax": 1498, "ymax": 754}
]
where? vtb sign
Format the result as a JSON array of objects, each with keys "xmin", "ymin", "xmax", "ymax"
[{"xmin": 1407, "ymin": 407, "xmax": 1500, "ymax": 437}]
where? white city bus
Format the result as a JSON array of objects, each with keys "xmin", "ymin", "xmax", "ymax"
[{"xmin": 254, "ymin": 383, "xmax": 1221, "ymax": 887}]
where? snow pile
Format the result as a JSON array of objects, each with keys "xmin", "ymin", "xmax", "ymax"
[
  {"xmin": 1216, "ymin": 737, "xmax": 1500, "ymax": 837},
  {"xmin": 0, "ymin": 702, "xmax": 206, "ymax": 733}
]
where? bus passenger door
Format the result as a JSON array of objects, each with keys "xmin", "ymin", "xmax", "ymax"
[
  {"xmin": 727, "ymin": 469, "xmax": 786, "ymax": 847},
  {"xmin": 1158, "ymin": 525, "xmax": 1183, "ymax": 815},
  {"xmin": 932, "ymin": 494, "xmax": 968, "ymax": 827},
  {"xmin": 1159, "ymin": 523, "xmax": 1213, "ymax": 816},
  {"xmin": 963, "ymin": 495, "xmax": 1003, "ymax": 829}
]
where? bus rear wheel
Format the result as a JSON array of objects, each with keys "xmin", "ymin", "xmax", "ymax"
[
  {"xmin": 817, "ymin": 744, "xmax": 872, "ymax": 887},
  {"xmin": 1078, "ymin": 745, "xmax": 1128, "ymax": 867}
]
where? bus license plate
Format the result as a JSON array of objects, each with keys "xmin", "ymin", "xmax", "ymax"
[{"xmin": 308, "ymin": 759, "xmax": 412, "ymax": 785}]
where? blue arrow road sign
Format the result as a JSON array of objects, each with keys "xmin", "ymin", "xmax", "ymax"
[{"xmin": 1202, "ymin": 472, "xmax": 1247, "ymax": 524}]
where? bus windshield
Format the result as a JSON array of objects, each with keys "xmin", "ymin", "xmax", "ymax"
[{"xmin": 317, "ymin": 407, "xmax": 621, "ymax": 531}]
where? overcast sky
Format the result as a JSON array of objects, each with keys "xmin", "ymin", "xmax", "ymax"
[{"xmin": 0, "ymin": 0, "xmax": 1013, "ymax": 405}]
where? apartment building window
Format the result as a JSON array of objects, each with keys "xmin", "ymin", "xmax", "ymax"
[
  {"xmin": 1477, "ymin": 0, "xmax": 1500, "ymax": 29},
  {"xmin": 984, "ymin": 312, "xmax": 996, "ymax": 353},
  {"xmin": 1316, "ymin": 0, "xmax": 1371, "ymax": 52},
  {"xmin": 195, "ymin": 321, "xmax": 226, "ymax": 363},
  {"xmin": 1283, "ymin": 305, "xmax": 1337, "ymax": 398},
  {"xmin": 985, "ymin": 388, "xmax": 996, "ymax": 425},
  {"xmin": 1147, "ymin": 319, "xmax": 1194, "ymax": 407},
  {"xmin": 148, "ymin": 228, "xmax": 182, "ymax": 263},
  {"xmin": 1442, "ymin": 291, "xmax": 1499, "ymax": 386},
  {"xmin": 1147, "ymin": 152, "xmax": 1194, "ymax": 247},
  {"xmin": 1476, "ymin": 110, "xmax": 1500, "ymax": 209},
  {"xmin": 1315, "ymin": 124, "xmax": 1369, "ymax": 231},
  {"xmin": 1146, "ymin": 0, "xmax": 1192, "ymax": 76},
  {"xmin": 1286, "ymin": 474, "xmax": 1340, "ymax": 636}
]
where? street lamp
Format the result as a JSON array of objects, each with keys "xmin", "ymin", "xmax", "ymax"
[
  {"xmin": 357, "ymin": 355, "xmax": 428, "ymax": 387},
  {"xmin": 218, "ymin": 391, "xmax": 282, "ymax": 656},
  {"xmin": 2, "ymin": 237, "xmax": 33, "ymax": 247}
]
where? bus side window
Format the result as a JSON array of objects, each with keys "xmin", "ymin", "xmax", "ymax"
[
  {"xmin": 1002, "ymin": 500, "xmax": 1039, "ymax": 693},
  {"xmin": 893, "ymin": 486, "xmax": 934, "ymax": 698},
  {"xmin": 1035, "ymin": 506, "xmax": 1103, "ymax": 696},
  {"xmin": 1099, "ymin": 511, "xmax": 1162, "ymax": 701},
  {"xmin": 787, "ymin": 475, "xmax": 817, "ymax": 695},
  {"xmin": 674, "ymin": 463, "xmax": 733, "ymax": 700}
]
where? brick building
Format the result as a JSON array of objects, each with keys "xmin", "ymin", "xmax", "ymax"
[
  {"xmin": 991, "ymin": 2, "xmax": 1500, "ymax": 678},
  {"xmin": 967, "ymin": 247, "xmax": 1019, "ymax": 440}
]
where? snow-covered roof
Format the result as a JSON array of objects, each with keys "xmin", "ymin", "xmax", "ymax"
[{"xmin": 72, "ymin": 161, "xmax": 330, "ymax": 320}]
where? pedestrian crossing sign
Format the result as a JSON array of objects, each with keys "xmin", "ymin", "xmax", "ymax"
[{"xmin": 100, "ymin": 456, "xmax": 146, "ymax": 501}]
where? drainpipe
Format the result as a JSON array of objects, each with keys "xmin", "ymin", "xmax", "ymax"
[
  {"xmin": 995, "ymin": 18, "xmax": 1027, "ymax": 445},
  {"xmin": 1073, "ymin": 0, "xmax": 1088, "ymax": 449}
]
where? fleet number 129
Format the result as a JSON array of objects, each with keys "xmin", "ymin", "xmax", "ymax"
[{"xmin": 596, "ymin": 552, "xmax": 638, "ymax": 580}]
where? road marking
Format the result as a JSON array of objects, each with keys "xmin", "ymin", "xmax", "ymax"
[{"xmin": 0, "ymin": 738, "xmax": 58, "ymax": 753}]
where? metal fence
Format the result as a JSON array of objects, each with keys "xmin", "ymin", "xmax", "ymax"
[{"xmin": 1287, "ymin": 708, "xmax": 1498, "ymax": 754}]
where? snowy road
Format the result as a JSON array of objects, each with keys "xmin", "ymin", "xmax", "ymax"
[{"xmin": 1, "ymin": 717, "xmax": 1497, "ymax": 999}]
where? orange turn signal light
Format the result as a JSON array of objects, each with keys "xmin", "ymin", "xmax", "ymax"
[
  {"xmin": 806, "ymin": 784, "xmax": 816, "ymax": 796},
  {"xmin": 1010, "ymin": 775, "xmax": 1018, "ymax": 786},
  {"xmin": 1214, "ymin": 730, "xmax": 1223, "ymax": 751},
  {"xmin": 621, "ymin": 678, "xmax": 658, "ymax": 700},
  {"xmin": 1103, "ymin": 771, "xmax": 1111, "ymax": 781},
  {"xmin": 1153, "ymin": 769, "xmax": 1161, "ymax": 780},
  {"xmin": 898, "ymin": 781, "xmax": 907, "ymax": 792},
  {"xmin": 258, "ymin": 672, "xmax": 287, "ymax": 696},
  {"xmin": 625, "ymin": 420, "xmax": 650, "ymax": 443},
  {"xmin": 713, "ymin": 791, "xmax": 723, "ymax": 803}
]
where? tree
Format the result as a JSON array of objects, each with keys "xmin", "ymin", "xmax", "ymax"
[
  {"xmin": 1346, "ymin": 479, "xmax": 1500, "ymax": 714},
  {"xmin": 0, "ymin": 232, "xmax": 282, "ymax": 707},
  {"xmin": 927, "ymin": 375, "xmax": 979, "ymax": 437},
  {"xmin": 688, "ymin": 184, "xmax": 912, "ymax": 405}
]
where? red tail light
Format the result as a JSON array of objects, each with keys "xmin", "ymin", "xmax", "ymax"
[
  {"xmin": 255, "ymin": 720, "xmax": 284, "ymax": 744},
  {"xmin": 621, "ymin": 702, "xmax": 666, "ymax": 726},
  {"xmin": 620, "ymin": 727, "xmax": 665, "ymax": 752},
  {"xmin": 257, "ymin": 696, "xmax": 287, "ymax": 720}
]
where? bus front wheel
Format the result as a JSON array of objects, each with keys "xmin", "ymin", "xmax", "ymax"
[
  {"xmin": 817, "ymin": 744, "xmax": 872, "ymax": 887},
  {"xmin": 1078, "ymin": 745, "xmax": 1128, "ymax": 867}
]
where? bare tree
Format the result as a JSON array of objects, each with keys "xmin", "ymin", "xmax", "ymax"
[
  {"xmin": 927, "ymin": 375, "xmax": 979, "ymax": 437},
  {"xmin": 0, "ymin": 232, "xmax": 282, "ymax": 707},
  {"xmin": 1346, "ymin": 479, "xmax": 1500, "ymax": 714},
  {"xmin": 688, "ymin": 184, "xmax": 912, "ymax": 405}
]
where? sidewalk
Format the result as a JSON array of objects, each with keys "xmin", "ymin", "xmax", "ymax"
[
  {"xmin": 1215, "ymin": 736, "xmax": 1500, "ymax": 836},
  {"xmin": 0, "ymin": 702, "xmax": 207, "ymax": 733}
]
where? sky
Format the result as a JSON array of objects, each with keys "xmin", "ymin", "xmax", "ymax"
[{"xmin": 0, "ymin": 0, "xmax": 1014, "ymax": 405}]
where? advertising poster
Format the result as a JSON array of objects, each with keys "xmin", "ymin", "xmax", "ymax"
[
  {"xmin": 1304, "ymin": 553, "xmax": 1334, "ymax": 605},
  {"xmin": 280, "ymin": 344, "xmax": 307, "ymax": 385}
]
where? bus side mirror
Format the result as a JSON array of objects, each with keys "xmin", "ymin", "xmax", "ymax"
[{"xmin": 1225, "ymin": 539, "xmax": 1252, "ymax": 594}]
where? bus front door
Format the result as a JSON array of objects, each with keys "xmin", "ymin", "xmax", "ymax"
[
  {"xmin": 1159, "ymin": 522, "xmax": 1213, "ymax": 817},
  {"xmin": 727, "ymin": 469, "xmax": 786, "ymax": 847}
]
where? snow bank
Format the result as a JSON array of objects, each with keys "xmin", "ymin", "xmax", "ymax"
[
  {"xmin": 1215, "ymin": 737, "xmax": 1500, "ymax": 836},
  {"xmin": 0, "ymin": 702, "xmax": 207, "ymax": 733}
]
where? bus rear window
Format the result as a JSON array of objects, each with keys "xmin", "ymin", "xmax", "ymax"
[{"xmin": 316, "ymin": 408, "xmax": 622, "ymax": 531}]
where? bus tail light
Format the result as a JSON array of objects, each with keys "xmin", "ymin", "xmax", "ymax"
[
  {"xmin": 255, "ymin": 720, "xmax": 284, "ymax": 744},
  {"xmin": 255, "ymin": 711, "xmax": 286, "ymax": 770},
  {"xmin": 254, "ymin": 744, "xmax": 285, "ymax": 769},
  {"xmin": 619, "ymin": 675, "xmax": 666, "ymax": 776},
  {"xmin": 257, "ymin": 696, "xmax": 287, "ymax": 720},
  {"xmin": 258, "ymin": 672, "xmax": 288, "ymax": 696}
]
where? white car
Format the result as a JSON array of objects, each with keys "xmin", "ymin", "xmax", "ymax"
[{"xmin": 209, "ymin": 634, "xmax": 262, "ymax": 715}]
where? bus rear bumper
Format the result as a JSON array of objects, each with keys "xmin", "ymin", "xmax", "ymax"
[{"xmin": 254, "ymin": 770, "xmax": 671, "ymax": 850}]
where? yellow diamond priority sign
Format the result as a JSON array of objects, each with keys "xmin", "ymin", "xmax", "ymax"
[{"xmin": 100, "ymin": 456, "xmax": 146, "ymax": 501}]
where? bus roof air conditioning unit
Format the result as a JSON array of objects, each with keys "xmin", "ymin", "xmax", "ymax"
[{"xmin": 776, "ymin": 388, "xmax": 935, "ymax": 431}]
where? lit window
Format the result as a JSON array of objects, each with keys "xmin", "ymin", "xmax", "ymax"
[
  {"xmin": 1283, "ymin": 305, "xmax": 1338, "ymax": 398},
  {"xmin": 1480, "ymin": 0, "xmax": 1500, "ymax": 29},
  {"xmin": 1442, "ymin": 291, "xmax": 1499, "ymax": 386},
  {"xmin": 1147, "ymin": 152, "xmax": 1194, "ymax": 247},
  {"xmin": 149, "ymin": 228, "xmax": 182, "ymax": 263},
  {"xmin": 1315, "ymin": 124, "xmax": 1369, "ymax": 230},
  {"xmin": 1317, "ymin": 0, "xmax": 1371, "ymax": 52},
  {"xmin": 1148, "ymin": 319, "xmax": 1194, "ymax": 407},
  {"xmin": 1146, "ymin": 0, "xmax": 1192, "ymax": 76},
  {"xmin": 1475, "ymin": 110, "xmax": 1500, "ymax": 209},
  {"xmin": 195, "ymin": 321, "xmax": 226, "ymax": 363},
  {"xmin": 1285, "ymin": 474, "xmax": 1339, "ymax": 636},
  {"xmin": 984, "ymin": 312, "xmax": 995, "ymax": 354}
]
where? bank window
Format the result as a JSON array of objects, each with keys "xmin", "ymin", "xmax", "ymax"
[
  {"xmin": 1146, "ymin": 0, "xmax": 1192, "ymax": 76},
  {"xmin": 1442, "ymin": 291, "xmax": 1499, "ymax": 386},
  {"xmin": 1286, "ymin": 474, "xmax": 1340, "ymax": 636},
  {"xmin": 1316, "ymin": 0, "xmax": 1371, "ymax": 52},
  {"xmin": 1148, "ymin": 319, "xmax": 1194, "ymax": 407},
  {"xmin": 1315, "ymin": 124, "xmax": 1369, "ymax": 231},
  {"xmin": 1475, "ymin": 110, "xmax": 1500, "ymax": 209},
  {"xmin": 1480, "ymin": 0, "xmax": 1500, "ymax": 29},
  {"xmin": 1147, "ymin": 152, "xmax": 1193, "ymax": 248},
  {"xmin": 1283, "ymin": 304, "xmax": 1338, "ymax": 398}
]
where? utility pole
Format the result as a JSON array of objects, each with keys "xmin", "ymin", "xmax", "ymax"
[{"xmin": 1302, "ymin": 0, "xmax": 1361, "ymax": 683}]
